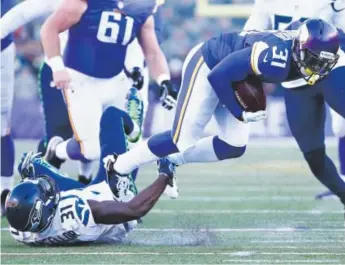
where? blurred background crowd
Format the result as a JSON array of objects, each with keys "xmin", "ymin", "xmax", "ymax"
[{"xmin": 6, "ymin": 0, "xmax": 334, "ymax": 139}]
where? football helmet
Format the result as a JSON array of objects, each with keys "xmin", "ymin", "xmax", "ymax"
[
  {"xmin": 5, "ymin": 175, "xmax": 60, "ymax": 232},
  {"xmin": 292, "ymin": 19, "xmax": 340, "ymax": 85}
]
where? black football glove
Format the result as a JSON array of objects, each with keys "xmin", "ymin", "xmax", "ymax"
[
  {"xmin": 159, "ymin": 80, "xmax": 177, "ymax": 110},
  {"xmin": 128, "ymin": 67, "xmax": 144, "ymax": 90}
]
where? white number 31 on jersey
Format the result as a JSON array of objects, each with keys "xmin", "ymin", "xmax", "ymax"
[{"xmin": 97, "ymin": 11, "xmax": 134, "ymax": 45}]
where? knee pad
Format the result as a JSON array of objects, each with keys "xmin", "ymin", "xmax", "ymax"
[
  {"xmin": 304, "ymin": 148, "xmax": 325, "ymax": 176},
  {"xmin": 213, "ymin": 136, "xmax": 246, "ymax": 160},
  {"xmin": 81, "ymin": 140, "xmax": 101, "ymax": 160}
]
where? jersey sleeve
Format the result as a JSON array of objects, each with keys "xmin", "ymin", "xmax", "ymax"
[
  {"xmin": 250, "ymin": 41, "xmax": 291, "ymax": 82},
  {"xmin": 123, "ymin": 0, "xmax": 157, "ymax": 25},
  {"xmin": 0, "ymin": 0, "xmax": 56, "ymax": 39},
  {"xmin": 244, "ymin": 0, "xmax": 272, "ymax": 30},
  {"xmin": 208, "ymin": 47, "xmax": 254, "ymax": 118}
]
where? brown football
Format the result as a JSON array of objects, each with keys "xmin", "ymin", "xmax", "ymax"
[{"xmin": 232, "ymin": 75, "xmax": 266, "ymax": 112}]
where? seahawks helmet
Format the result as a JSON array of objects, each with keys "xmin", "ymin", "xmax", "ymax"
[
  {"xmin": 292, "ymin": 19, "xmax": 340, "ymax": 85},
  {"xmin": 5, "ymin": 175, "xmax": 60, "ymax": 232}
]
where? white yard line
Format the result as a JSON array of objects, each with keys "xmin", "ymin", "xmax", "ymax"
[
  {"xmin": 172, "ymin": 186, "xmax": 326, "ymax": 192},
  {"xmin": 251, "ymin": 240, "xmax": 345, "ymax": 244},
  {"xmin": 1, "ymin": 227, "xmax": 344, "ymax": 232},
  {"xmin": 2, "ymin": 252, "xmax": 345, "ymax": 256},
  {"xmin": 221, "ymin": 259, "xmax": 341, "ymax": 264},
  {"xmin": 159, "ymin": 196, "xmax": 320, "ymax": 201},
  {"xmin": 150, "ymin": 209, "xmax": 344, "ymax": 214}
]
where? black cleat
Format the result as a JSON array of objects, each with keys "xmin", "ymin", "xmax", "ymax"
[
  {"xmin": 44, "ymin": 136, "xmax": 65, "ymax": 169},
  {"xmin": 78, "ymin": 175, "xmax": 92, "ymax": 185}
]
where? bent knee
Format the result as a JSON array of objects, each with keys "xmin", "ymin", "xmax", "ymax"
[{"xmin": 214, "ymin": 136, "xmax": 246, "ymax": 160}]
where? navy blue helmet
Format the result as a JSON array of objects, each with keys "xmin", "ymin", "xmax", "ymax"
[
  {"xmin": 292, "ymin": 19, "xmax": 340, "ymax": 84},
  {"xmin": 5, "ymin": 175, "xmax": 60, "ymax": 232}
]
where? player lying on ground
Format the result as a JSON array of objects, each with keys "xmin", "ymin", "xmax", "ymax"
[
  {"xmin": 106, "ymin": 19, "xmax": 345, "ymax": 212},
  {"xmin": 5, "ymin": 107, "xmax": 175, "ymax": 245},
  {"xmin": 244, "ymin": 0, "xmax": 345, "ymax": 201}
]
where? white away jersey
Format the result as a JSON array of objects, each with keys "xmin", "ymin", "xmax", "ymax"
[
  {"xmin": 9, "ymin": 181, "xmax": 137, "ymax": 245},
  {"xmin": 244, "ymin": 0, "xmax": 345, "ymax": 32}
]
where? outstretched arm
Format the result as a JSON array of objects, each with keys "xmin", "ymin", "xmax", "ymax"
[
  {"xmin": 88, "ymin": 174, "xmax": 170, "ymax": 224},
  {"xmin": 208, "ymin": 47, "xmax": 254, "ymax": 120}
]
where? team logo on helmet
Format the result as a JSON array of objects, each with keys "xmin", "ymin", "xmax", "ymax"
[{"xmin": 30, "ymin": 200, "xmax": 43, "ymax": 231}]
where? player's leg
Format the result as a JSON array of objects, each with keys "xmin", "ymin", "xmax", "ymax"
[
  {"xmin": 1, "ymin": 43, "xmax": 15, "ymax": 215},
  {"xmin": 45, "ymin": 69, "xmax": 102, "ymax": 165},
  {"xmin": 323, "ymin": 67, "xmax": 345, "ymax": 178},
  {"xmin": 285, "ymin": 86, "xmax": 345, "ymax": 205},
  {"xmin": 167, "ymin": 104, "xmax": 248, "ymax": 165},
  {"xmin": 92, "ymin": 107, "xmax": 130, "ymax": 184},
  {"xmin": 330, "ymin": 108, "xmax": 345, "ymax": 177},
  {"xmin": 37, "ymin": 63, "xmax": 73, "ymax": 164},
  {"xmin": 315, "ymin": 67, "xmax": 345, "ymax": 199},
  {"xmin": 113, "ymin": 44, "xmax": 219, "ymax": 175}
]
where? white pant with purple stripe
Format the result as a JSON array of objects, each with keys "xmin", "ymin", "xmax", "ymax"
[{"xmin": 172, "ymin": 43, "xmax": 250, "ymax": 152}]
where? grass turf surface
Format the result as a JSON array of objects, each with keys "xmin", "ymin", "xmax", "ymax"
[{"xmin": 1, "ymin": 140, "xmax": 344, "ymax": 264}]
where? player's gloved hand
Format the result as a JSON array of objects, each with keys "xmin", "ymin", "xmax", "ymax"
[
  {"xmin": 128, "ymin": 67, "xmax": 144, "ymax": 90},
  {"xmin": 18, "ymin": 151, "xmax": 41, "ymax": 180},
  {"xmin": 241, "ymin": 110, "xmax": 267, "ymax": 123},
  {"xmin": 159, "ymin": 80, "xmax": 178, "ymax": 110},
  {"xmin": 52, "ymin": 69, "xmax": 71, "ymax": 90}
]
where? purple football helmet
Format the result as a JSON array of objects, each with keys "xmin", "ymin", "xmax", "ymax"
[{"xmin": 292, "ymin": 19, "xmax": 340, "ymax": 84}]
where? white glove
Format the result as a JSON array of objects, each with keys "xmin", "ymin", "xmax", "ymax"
[{"xmin": 242, "ymin": 110, "xmax": 267, "ymax": 123}]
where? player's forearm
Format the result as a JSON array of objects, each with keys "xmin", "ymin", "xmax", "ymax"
[
  {"xmin": 127, "ymin": 174, "xmax": 169, "ymax": 216},
  {"xmin": 40, "ymin": 20, "xmax": 62, "ymax": 60},
  {"xmin": 1, "ymin": 0, "xmax": 52, "ymax": 39},
  {"xmin": 146, "ymin": 50, "xmax": 171, "ymax": 84},
  {"xmin": 90, "ymin": 174, "xmax": 169, "ymax": 225}
]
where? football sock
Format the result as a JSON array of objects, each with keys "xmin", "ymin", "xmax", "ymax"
[
  {"xmin": 114, "ymin": 139, "xmax": 160, "ymax": 175},
  {"xmin": 78, "ymin": 161, "xmax": 93, "ymax": 179},
  {"xmin": 147, "ymin": 130, "xmax": 179, "ymax": 157},
  {"xmin": 168, "ymin": 136, "xmax": 246, "ymax": 165},
  {"xmin": 1, "ymin": 135, "xmax": 15, "ymax": 191},
  {"xmin": 113, "ymin": 130, "xmax": 179, "ymax": 175},
  {"xmin": 339, "ymin": 136, "xmax": 345, "ymax": 175},
  {"xmin": 56, "ymin": 138, "xmax": 92, "ymax": 161}
]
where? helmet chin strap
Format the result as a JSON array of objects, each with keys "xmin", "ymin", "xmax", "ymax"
[{"xmin": 301, "ymin": 67, "xmax": 320, "ymax": 85}]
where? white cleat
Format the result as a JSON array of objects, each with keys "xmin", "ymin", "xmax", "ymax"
[
  {"xmin": 164, "ymin": 175, "xmax": 179, "ymax": 199},
  {"xmin": 157, "ymin": 158, "xmax": 179, "ymax": 199}
]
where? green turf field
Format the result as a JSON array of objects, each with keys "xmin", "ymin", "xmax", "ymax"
[{"xmin": 1, "ymin": 140, "xmax": 344, "ymax": 264}]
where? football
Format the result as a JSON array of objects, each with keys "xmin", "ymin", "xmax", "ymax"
[{"xmin": 232, "ymin": 75, "xmax": 266, "ymax": 112}]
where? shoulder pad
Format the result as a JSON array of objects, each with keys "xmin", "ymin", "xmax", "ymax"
[{"xmin": 251, "ymin": 41, "xmax": 292, "ymax": 82}]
